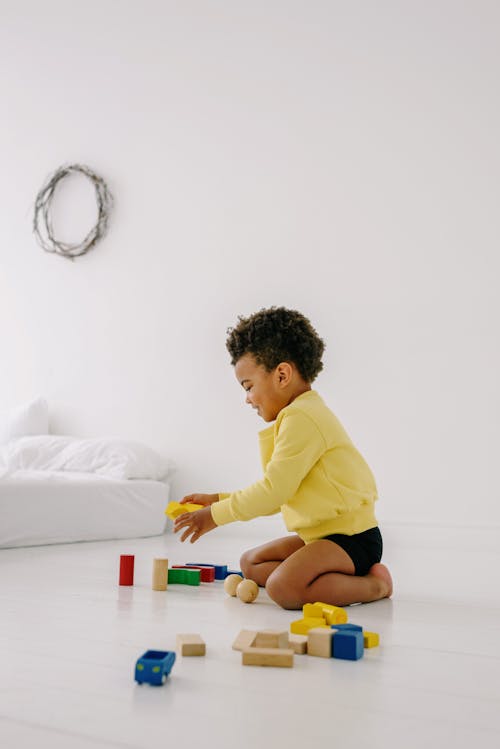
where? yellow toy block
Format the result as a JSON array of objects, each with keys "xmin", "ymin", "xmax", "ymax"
[
  {"xmin": 303, "ymin": 603, "xmax": 325, "ymax": 619},
  {"xmin": 314, "ymin": 602, "xmax": 348, "ymax": 625},
  {"xmin": 363, "ymin": 631, "xmax": 380, "ymax": 648},
  {"xmin": 290, "ymin": 617, "xmax": 329, "ymax": 635},
  {"xmin": 165, "ymin": 501, "xmax": 204, "ymax": 520}
]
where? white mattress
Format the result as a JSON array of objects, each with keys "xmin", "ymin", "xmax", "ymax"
[{"xmin": 0, "ymin": 469, "xmax": 170, "ymax": 548}]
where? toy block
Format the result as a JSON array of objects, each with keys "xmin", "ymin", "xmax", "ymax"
[
  {"xmin": 330, "ymin": 623, "xmax": 363, "ymax": 632},
  {"xmin": 225, "ymin": 569, "xmax": 243, "ymax": 577},
  {"xmin": 187, "ymin": 563, "xmax": 228, "ymax": 580},
  {"xmin": 303, "ymin": 603, "xmax": 325, "ymax": 619},
  {"xmin": 254, "ymin": 630, "xmax": 289, "ymax": 649},
  {"xmin": 167, "ymin": 568, "xmax": 201, "ymax": 586},
  {"xmin": 332, "ymin": 630, "xmax": 364, "ymax": 661},
  {"xmin": 173, "ymin": 565, "xmax": 215, "ymax": 582},
  {"xmin": 289, "ymin": 634, "xmax": 308, "ymax": 654},
  {"xmin": 364, "ymin": 631, "xmax": 380, "ymax": 648},
  {"xmin": 165, "ymin": 501, "xmax": 204, "ymax": 519},
  {"xmin": 314, "ymin": 602, "xmax": 348, "ymax": 625},
  {"xmin": 135, "ymin": 650, "xmax": 176, "ymax": 685},
  {"xmin": 242, "ymin": 647, "xmax": 294, "ymax": 668},
  {"xmin": 119, "ymin": 554, "xmax": 134, "ymax": 586},
  {"xmin": 232, "ymin": 629, "xmax": 257, "ymax": 651},
  {"xmin": 324, "ymin": 610, "xmax": 348, "ymax": 625},
  {"xmin": 290, "ymin": 617, "xmax": 329, "ymax": 635},
  {"xmin": 152, "ymin": 558, "xmax": 169, "ymax": 590},
  {"xmin": 307, "ymin": 627, "xmax": 335, "ymax": 658},
  {"xmin": 176, "ymin": 634, "xmax": 206, "ymax": 656}
]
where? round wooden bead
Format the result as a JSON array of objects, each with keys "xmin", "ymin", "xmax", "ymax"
[
  {"xmin": 236, "ymin": 578, "xmax": 259, "ymax": 603},
  {"xmin": 224, "ymin": 574, "xmax": 243, "ymax": 596}
]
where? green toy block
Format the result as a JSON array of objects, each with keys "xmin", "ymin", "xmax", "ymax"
[{"xmin": 167, "ymin": 568, "xmax": 201, "ymax": 586}]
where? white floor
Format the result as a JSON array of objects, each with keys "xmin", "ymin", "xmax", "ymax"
[{"xmin": 1, "ymin": 531, "xmax": 500, "ymax": 749}]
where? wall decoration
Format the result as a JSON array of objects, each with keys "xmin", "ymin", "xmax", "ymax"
[{"xmin": 33, "ymin": 163, "xmax": 113, "ymax": 260}]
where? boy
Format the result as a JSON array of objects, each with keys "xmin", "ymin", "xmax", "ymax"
[{"xmin": 174, "ymin": 307, "xmax": 393, "ymax": 610}]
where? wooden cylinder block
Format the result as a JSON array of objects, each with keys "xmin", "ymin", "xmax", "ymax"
[{"xmin": 152, "ymin": 558, "xmax": 169, "ymax": 590}]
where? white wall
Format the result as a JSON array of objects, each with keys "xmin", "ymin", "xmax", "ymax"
[{"xmin": 1, "ymin": 0, "xmax": 499, "ymax": 538}]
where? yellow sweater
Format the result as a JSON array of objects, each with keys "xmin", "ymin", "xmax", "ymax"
[{"xmin": 211, "ymin": 390, "xmax": 378, "ymax": 542}]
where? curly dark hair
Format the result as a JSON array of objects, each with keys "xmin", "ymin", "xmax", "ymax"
[{"xmin": 226, "ymin": 307, "xmax": 325, "ymax": 383}]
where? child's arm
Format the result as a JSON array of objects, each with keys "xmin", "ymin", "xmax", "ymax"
[
  {"xmin": 175, "ymin": 409, "xmax": 325, "ymax": 541},
  {"xmin": 212, "ymin": 408, "xmax": 325, "ymax": 526}
]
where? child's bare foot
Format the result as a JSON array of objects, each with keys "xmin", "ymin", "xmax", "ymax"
[{"xmin": 367, "ymin": 563, "xmax": 393, "ymax": 599}]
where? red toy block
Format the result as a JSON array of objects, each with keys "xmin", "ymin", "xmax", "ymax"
[
  {"xmin": 173, "ymin": 565, "xmax": 215, "ymax": 583},
  {"xmin": 119, "ymin": 555, "xmax": 135, "ymax": 586}
]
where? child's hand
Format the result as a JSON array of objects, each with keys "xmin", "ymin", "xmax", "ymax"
[
  {"xmin": 174, "ymin": 506, "xmax": 217, "ymax": 543},
  {"xmin": 180, "ymin": 493, "xmax": 219, "ymax": 507}
]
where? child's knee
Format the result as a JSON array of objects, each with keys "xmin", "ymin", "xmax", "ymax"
[
  {"xmin": 239, "ymin": 549, "xmax": 254, "ymax": 578},
  {"xmin": 265, "ymin": 572, "xmax": 302, "ymax": 610}
]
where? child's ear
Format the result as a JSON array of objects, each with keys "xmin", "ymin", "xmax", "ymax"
[{"xmin": 277, "ymin": 362, "xmax": 293, "ymax": 386}]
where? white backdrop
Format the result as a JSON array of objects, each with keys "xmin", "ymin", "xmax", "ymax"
[{"xmin": 1, "ymin": 0, "xmax": 499, "ymax": 538}]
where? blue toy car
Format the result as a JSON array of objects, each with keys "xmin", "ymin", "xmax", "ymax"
[{"xmin": 134, "ymin": 650, "xmax": 176, "ymax": 685}]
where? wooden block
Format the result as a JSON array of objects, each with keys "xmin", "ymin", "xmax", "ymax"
[
  {"xmin": 303, "ymin": 603, "xmax": 325, "ymax": 618},
  {"xmin": 254, "ymin": 630, "xmax": 289, "ymax": 649},
  {"xmin": 187, "ymin": 563, "xmax": 228, "ymax": 580},
  {"xmin": 307, "ymin": 627, "xmax": 334, "ymax": 658},
  {"xmin": 173, "ymin": 565, "xmax": 215, "ymax": 583},
  {"xmin": 119, "ymin": 554, "xmax": 134, "ymax": 586},
  {"xmin": 168, "ymin": 568, "xmax": 201, "ymax": 586},
  {"xmin": 290, "ymin": 617, "xmax": 329, "ymax": 635},
  {"xmin": 332, "ymin": 630, "xmax": 364, "ymax": 661},
  {"xmin": 314, "ymin": 602, "xmax": 348, "ymax": 625},
  {"xmin": 232, "ymin": 629, "xmax": 257, "ymax": 651},
  {"xmin": 152, "ymin": 558, "xmax": 168, "ymax": 590},
  {"xmin": 289, "ymin": 634, "xmax": 308, "ymax": 654},
  {"xmin": 330, "ymin": 623, "xmax": 363, "ymax": 632},
  {"xmin": 242, "ymin": 647, "xmax": 294, "ymax": 668},
  {"xmin": 364, "ymin": 631, "xmax": 380, "ymax": 648},
  {"xmin": 176, "ymin": 633, "xmax": 206, "ymax": 656}
]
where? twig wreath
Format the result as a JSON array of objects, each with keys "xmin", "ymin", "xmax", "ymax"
[{"xmin": 33, "ymin": 164, "xmax": 113, "ymax": 260}]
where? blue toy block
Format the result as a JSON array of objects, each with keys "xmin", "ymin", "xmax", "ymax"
[
  {"xmin": 332, "ymin": 630, "xmax": 364, "ymax": 660},
  {"xmin": 187, "ymin": 563, "xmax": 228, "ymax": 580},
  {"xmin": 135, "ymin": 650, "xmax": 176, "ymax": 685},
  {"xmin": 330, "ymin": 623, "xmax": 363, "ymax": 632}
]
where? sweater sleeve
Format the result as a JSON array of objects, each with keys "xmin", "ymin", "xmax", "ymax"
[{"xmin": 211, "ymin": 408, "xmax": 326, "ymax": 526}]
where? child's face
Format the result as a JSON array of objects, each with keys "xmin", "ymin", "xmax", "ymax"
[{"xmin": 234, "ymin": 354, "xmax": 287, "ymax": 423}]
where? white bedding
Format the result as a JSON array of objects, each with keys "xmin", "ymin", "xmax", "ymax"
[{"xmin": 0, "ymin": 470, "xmax": 170, "ymax": 548}]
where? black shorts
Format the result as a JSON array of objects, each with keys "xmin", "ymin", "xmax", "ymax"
[{"xmin": 322, "ymin": 526, "xmax": 383, "ymax": 576}]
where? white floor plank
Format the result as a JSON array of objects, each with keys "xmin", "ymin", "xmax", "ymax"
[{"xmin": 1, "ymin": 532, "xmax": 499, "ymax": 749}]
